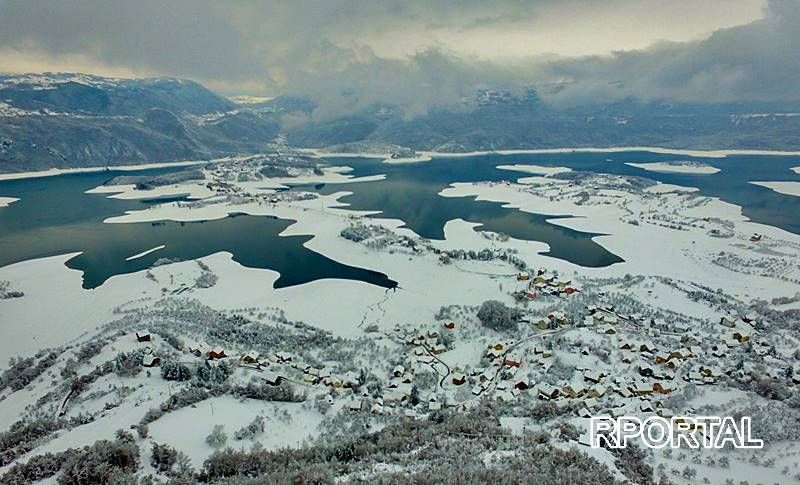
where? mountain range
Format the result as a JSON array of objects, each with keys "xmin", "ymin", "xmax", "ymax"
[{"xmin": 2, "ymin": 73, "xmax": 800, "ymax": 173}]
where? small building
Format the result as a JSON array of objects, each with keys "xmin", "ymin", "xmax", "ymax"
[
  {"xmin": 583, "ymin": 370, "xmax": 603, "ymax": 384},
  {"xmin": 452, "ymin": 373, "xmax": 466, "ymax": 386},
  {"xmin": 517, "ymin": 272, "xmax": 530, "ymax": 281},
  {"xmin": 275, "ymin": 351, "xmax": 293, "ymax": 363},
  {"xmin": 514, "ymin": 379, "xmax": 529, "ymax": 391},
  {"xmin": 732, "ymin": 329, "xmax": 752, "ymax": 343},
  {"xmin": 653, "ymin": 382, "xmax": 674, "ymax": 394},
  {"xmin": 503, "ymin": 355, "xmax": 522, "ymax": 368},
  {"xmin": 142, "ymin": 355, "xmax": 161, "ymax": 368},
  {"xmin": 240, "ymin": 352, "xmax": 260, "ymax": 365},
  {"xmin": 431, "ymin": 344, "xmax": 447, "ymax": 355},
  {"xmin": 393, "ymin": 365, "xmax": 405, "ymax": 378},
  {"xmin": 639, "ymin": 342, "xmax": 657, "ymax": 353},
  {"xmin": 719, "ymin": 314, "xmax": 737, "ymax": 327},
  {"xmin": 263, "ymin": 371, "xmax": 283, "ymax": 386},
  {"xmin": 443, "ymin": 321, "xmax": 456, "ymax": 330},
  {"xmin": 208, "ymin": 348, "xmax": 226, "ymax": 360},
  {"xmin": 538, "ymin": 384, "xmax": 560, "ymax": 400},
  {"xmin": 135, "ymin": 332, "xmax": 151, "ymax": 343}
]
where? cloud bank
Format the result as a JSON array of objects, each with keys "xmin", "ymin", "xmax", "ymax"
[{"xmin": 0, "ymin": 0, "xmax": 794, "ymax": 116}]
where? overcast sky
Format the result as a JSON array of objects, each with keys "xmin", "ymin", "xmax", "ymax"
[{"xmin": 0, "ymin": 0, "xmax": 796, "ymax": 114}]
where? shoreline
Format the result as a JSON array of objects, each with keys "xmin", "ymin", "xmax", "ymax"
[
  {"xmin": 307, "ymin": 145, "xmax": 800, "ymax": 161},
  {"xmin": 3, "ymin": 146, "xmax": 800, "ymax": 182},
  {"xmin": 0, "ymin": 160, "xmax": 208, "ymax": 182}
]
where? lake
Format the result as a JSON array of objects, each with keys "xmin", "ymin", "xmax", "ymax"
[
  {"xmin": 0, "ymin": 168, "xmax": 396, "ymax": 290},
  {"xmin": 1, "ymin": 150, "xmax": 799, "ymax": 289}
]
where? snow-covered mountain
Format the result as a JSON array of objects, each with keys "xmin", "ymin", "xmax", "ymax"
[{"xmin": 0, "ymin": 73, "xmax": 280, "ymax": 172}]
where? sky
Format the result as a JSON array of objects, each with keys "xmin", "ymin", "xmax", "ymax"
[{"xmin": 0, "ymin": 0, "xmax": 796, "ymax": 115}]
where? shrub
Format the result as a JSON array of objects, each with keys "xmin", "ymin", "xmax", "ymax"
[
  {"xmin": 151, "ymin": 443, "xmax": 178, "ymax": 473},
  {"xmin": 477, "ymin": 300, "xmax": 520, "ymax": 332},
  {"xmin": 233, "ymin": 416, "xmax": 266, "ymax": 441},
  {"xmin": 0, "ymin": 450, "xmax": 76, "ymax": 484},
  {"xmin": 161, "ymin": 361, "xmax": 192, "ymax": 382},
  {"xmin": 58, "ymin": 431, "xmax": 139, "ymax": 484},
  {"xmin": 206, "ymin": 425, "xmax": 228, "ymax": 449}
]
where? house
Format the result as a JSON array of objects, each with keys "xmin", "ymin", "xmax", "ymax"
[
  {"xmin": 548, "ymin": 311, "xmax": 568, "ymax": 326},
  {"xmin": 654, "ymin": 352, "xmax": 671, "ymax": 364},
  {"xmin": 638, "ymin": 364, "xmax": 655, "ymax": 377},
  {"xmin": 732, "ymin": 328, "xmax": 752, "ymax": 343},
  {"xmin": 561, "ymin": 385, "xmax": 582, "ymax": 398},
  {"xmin": 142, "ymin": 355, "xmax": 161, "ymax": 368},
  {"xmin": 208, "ymin": 348, "xmax": 226, "ymax": 360},
  {"xmin": 431, "ymin": 344, "xmax": 447, "ymax": 355},
  {"xmin": 600, "ymin": 325, "xmax": 616, "ymax": 335},
  {"xmin": 275, "ymin": 351, "xmax": 293, "ymax": 363},
  {"xmin": 653, "ymin": 382, "xmax": 674, "ymax": 394},
  {"xmin": 750, "ymin": 233, "xmax": 762, "ymax": 242},
  {"xmin": 586, "ymin": 385, "xmax": 607, "ymax": 398},
  {"xmin": 348, "ymin": 400, "xmax": 363, "ymax": 412},
  {"xmin": 629, "ymin": 382, "xmax": 652, "ymax": 396},
  {"xmin": 188, "ymin": 344, "xmax": 206, "ymax": 357},
  {"xmin": 495, "ymin": 390, "xmax": 516, "ymax": 403},
  {"xmin": 240, "ymin": 352, "xmax": 260, "ymax": 365},
  {"xmin": 583, "ymin": 370, "xmax": 603, "ymax": 384},
  {"xmin": 517, "ymin": 272, "xmax": 530, "ymax": 281},
  {"xmin": 135, "ymin": 332, "xmax": 151, "ymax": 343},
  {"xmin": 639, "ymin": 342, "xmax": 657, "ymax": 353},
  {"xmin": 514, "ymin": 379, "xmax": 529, "ymax": 391},
  {"xmin": 342, "ymin": 371, "xmax": 361, "ymax": 388},
  {"xmin": 451, "ymin": 373, "xmax": 466, "ymax": 386},
  {"xmin": 443, "ymin": 321, "xmax": 456, "ymax": 330},
  {"xmin": 503, "ymin": 355, "xmax": 522, "ymax": 368},
  {"xmin": 719, "ymin": 314, "xmax": 737, "ymax": 327},
  {"xmin": 538, "ymin": 384, "xmax": 560, "ymax": 400},
  {"xmin": 603, "ymin": 314, "xmax": 619, "ymax": 325},
  {"xmin": 263, "ymin": 371, "xmax": 283, "ymax": 386},
  {"xmin": 534, "ymin": 317, "xmax": 550, "ymax": 330},
  {"xmin": 393, "ymin": 365, "xmax": 405, "ymax": 378},
  {"xmin": 429, "ymin": 401, "xmax": 442, "ymax": 412},
  {"xmin": 669, "ymin": 348, "xmax": 691, "ymax": 360}
]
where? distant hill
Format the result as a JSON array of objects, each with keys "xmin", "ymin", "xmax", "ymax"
[
  {"xmin": 286, "ymin": 90, "xmax": 800, "ymax": 153},
  {"xmin": 3, "ymin": 75, "xmax": 800, "ymax": 173},
  {"xmin": 0, "ymin": 73, "xmax": 280, "ymax": 173}
]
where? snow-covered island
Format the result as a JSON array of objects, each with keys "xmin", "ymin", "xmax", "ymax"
[
  {"xmin": 1, "ymin": 152, "xmax": 799, "ymax": 484},
  {"xmin": 750, "ymin": 181, "xmax": 800, "ymax": 197},
  {"xmin": 0, "ymin": 197, "xmax": 19, "ymax": 208},
  {"xmin": 626, "ymin": 161, "xmax": 721, "ymax": 174}
]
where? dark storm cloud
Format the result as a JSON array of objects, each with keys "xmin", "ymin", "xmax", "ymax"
[
  {"xmin": 0, "ymin": 0, "xmax": 793, "ymax": 116},
  {"xmin": 541, "ymin": 0, "xmax": 800, "ymax": 105}
]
